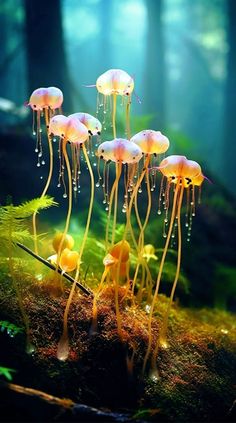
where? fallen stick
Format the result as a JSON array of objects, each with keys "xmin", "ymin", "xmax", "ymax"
[{"xmin": 16, "ymin": 242, "xmax": 93, "ymax": 297}]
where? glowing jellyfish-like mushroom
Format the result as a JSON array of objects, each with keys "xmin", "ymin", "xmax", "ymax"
[
  {"xmin": 97, "ymin": 138, "xmax": 142, "ymax": 248},
  {"xmin": 28, "ymin": 87, "xmax": 63, "ymax": 254},
  {"xmin": 97, "ymin": 139, "xmax": 142, "ymax": 336},
  {"xmin": 48, "ymin": 114, "xmax": 96, "ymax": 361},
  {"xmin": 96, "ymin": 69, "xmax": 134, "ymax": 139},
  {"xmin": 142, "ymin": 155, "xmax": 205, "ymax": 376},
  {"xmin": 125, "ymin": 130, "xmax": 170, "ymax": 301},
  {"xmin": 91, "ymin": 240, "xmax": 131, "ymax": 335},
  {"xmin": 69, "ymin": 112, "xmax": 102, "ymax": 166},
  {"xmin": 131, "ymin": 130, "xmax": 170, "ymax": 251}
]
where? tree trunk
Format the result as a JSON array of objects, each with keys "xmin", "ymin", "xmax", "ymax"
[
  {"xmin": 223, "ymin": 0, "xmax": 236, "ymax": 196},
  {"xmin": 24, "ymin": 0, "xmax": 72, "ymax": 112},
  {"xmin": 145, "ymin": 0, "xmax": 166, "ymax": 130}
]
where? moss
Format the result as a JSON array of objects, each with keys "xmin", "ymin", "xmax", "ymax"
[{"xmin": 0, "ymin": 276, "xmax": 235, "ymax": 421}]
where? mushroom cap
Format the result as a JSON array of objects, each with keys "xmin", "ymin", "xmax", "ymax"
[
  {"xmin": 46, "ymin": 87, "xmax": 63, "ymax": 109},
  {"xmin": 65, "ymin": 117, "xmax": 88, "ymax": 144},
  {"xmin": 131, "ymin": 130, "xmax": 170, "ymax": 155},
  {"xmin": 97, "ymin": 141, "xmax": 116, "ymax": 162},
  {"xmin": 59, "ymin": 248, "xmax": 79, "ymax": 272},
  {"xmin": 69, "ymin": 112, "xmax": 102, "ymax": 135},
  {"xmin": 159, "ymin": 155, "xmax": 202, "ymax": 182},
  {"xmin": 49, "ymin": 115, "xmax": 88, "ymax": 143},
  {"xmin": 52, "ymin": 232, "xmax": 74, "ymax": 253},
  {"xmin": 49, "ymin": 115, "xmax": 68, "ymax": 137},
  {"xmin": 29, "ymin": 87, "xmax": 63, "ymax": 110},
  {"xmin": 97, "ymin": 138, "xmax": 142, "ymax": 164},
  {"xmin": 96, "ymin": 69, "xmax": 134, "ymax": 96},
  {"xmin": 109, "ymin": 240, "xmax": 130, "ymax": 262},
  {"xmin": 29, "ymin": 88, "xmax": 48, "ymax": 111},
  {"xmin": 192, "ymin": 172, "xmax": 205, "ymax": 187}
]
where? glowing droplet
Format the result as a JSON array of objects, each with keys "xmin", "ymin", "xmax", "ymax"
[
  {"xmin": 26, "ymin": 343, "xmax": 35, "ymax": 355},
  {"xmin": 96, "ymin": 182, "xmax": 100, "ymax": 188},
  {"xmin": 63, "ymin": 193, "xmax": 67, "ymax": 199},
  {"xmin": 41, "ymin": 160, "xmax": 45, "ymax": 165},
  {"xmin": 145, "ymin": 304, "xmax": 151, "ymax": 313},
  {"xmin": 157, "ymin": 210, "xmax": 161, "ymax": 215},
  {"xmin": 57, "ymin": 183, "xmax": 61, "ymax": 188},
  {"xmin": 38, "ymin": 152, "xmax": 42, "ymax": 158},
  {"xmin": 35, "ymin": 148, "xmax": 38, "ymax": 153},
  {"xmin": 37, "ymin": 163, "xmax": 40, "ymax": 167}
]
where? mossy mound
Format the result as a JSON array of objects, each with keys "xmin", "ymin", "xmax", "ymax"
[{"xmin": 0, "ymin": 274, "xmax": 235, "ymax": 422}]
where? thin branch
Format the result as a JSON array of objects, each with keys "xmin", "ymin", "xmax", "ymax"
[{"xmin": 16, "ymin": 242, "xmax": 93, "ymax": 297}]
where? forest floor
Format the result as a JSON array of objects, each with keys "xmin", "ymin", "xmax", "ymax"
[{"xmin": 0, "ymin": 270, "xmax": 235, "ymax": 422}]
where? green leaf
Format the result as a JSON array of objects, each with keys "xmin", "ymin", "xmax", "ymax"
[{"xmin": 0, "ymin": 366, "xmax": 16, "ymax": 381}]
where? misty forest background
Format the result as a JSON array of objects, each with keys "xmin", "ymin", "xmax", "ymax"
[{"xmin": 0, "ymin": 0, "xmax": 236, "ymax": 311}]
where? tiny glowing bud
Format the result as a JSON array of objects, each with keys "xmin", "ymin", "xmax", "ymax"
[
  {"xmin": 59, "ymin": 248, "xmax": 79, "ymax": 272},
  {"xmin": 109, "ymin": 240, "xmax": 130, "ymax": 262},
  {"xmin": 142, "ymin": 244, "xmax": 158, "ymax": 262},
  {"xmin": 52, "ymin": 232, "xmax": 74, "ymax": 253}
]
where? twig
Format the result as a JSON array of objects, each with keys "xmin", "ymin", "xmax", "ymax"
[
  {"xmin": 6, "ymin": 382, "xmax": 75, "ymax": 409},
  {"xmin": 16, "ymin": 242, "xmax": 93, "ymax": 297}
]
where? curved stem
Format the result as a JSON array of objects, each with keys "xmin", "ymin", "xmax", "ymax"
[
  {"xmin": 126, "ymin": 96, "xmax": 131, "ymax": 140},
  {"xmin": 105, "ymin": 162, "xmax": 122, "ymax": 250},
  {"xmin": 90, "ymin": 266, "xmax": 109, "ymax": 334},
  {"xmin": 142, "ymin": 181, "xmax": 180, "ymax": 375},
  {"xmin": 57, "ymin": 139, "xmax": 72, "ymax": 260},
  {"xmin": 125, "ymin": 157, "xmax": 152, "ymax": 295},
  {"xmin": 125, "ymin": 157, "xmax": 150, "ymax": 245},
  {"xmin": 32, "ymin": 109, "xmax": 54, "ymax": 255},
  {"xmin": 111, "ymin": 163, "xmax": 120, "ymax": 246},
  {"xmin": 112, "ymin": 93, "xmax": 117, "ymax": 139},
  {"xmin": 57, "ymin": 143, "xmax": 95, "ymax": 360},
  {"xmin": 138, "ymin": 169, "xmax": 152, "ymax": 253},
  {"xmin": 153, "ymin": 183, "xmax": 185, "ymax": 360}
]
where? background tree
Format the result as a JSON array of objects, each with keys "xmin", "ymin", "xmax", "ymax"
[
  {"xmin": 144, "ymin": 0, "xmax": 166, "ymax": 130},
  {"xmin": 223, "ymin": 0, "xmax": 236, "ymax": 196},
  {"xmin": 24, "ymin": 0, "xmax": 72, "ymax": 112}
]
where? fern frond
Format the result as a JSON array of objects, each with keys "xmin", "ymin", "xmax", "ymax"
[
  {"xmin": 1, "ymin": 196, "xmax": 58, "ymax": 219},
  {"xmin": 0, "ymin": 196, "xmax": 57, "ymax": 251}
]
